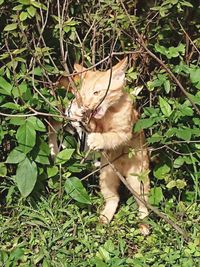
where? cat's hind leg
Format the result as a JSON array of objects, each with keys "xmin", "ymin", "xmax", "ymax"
[{"xmin": 99, "ymin": 166, "xmax": 120, "ymax": 224}]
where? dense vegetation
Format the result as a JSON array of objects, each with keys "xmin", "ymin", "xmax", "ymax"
[{"xmin": 0, "ymin": 0, "xmax": 200, "ymax": 266}]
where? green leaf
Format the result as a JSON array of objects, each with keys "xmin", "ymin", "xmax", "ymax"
[
  {"xmin": 15, "ymin": 158, "xmax": 37, "ymax": 197},
  {"xmin": 27, "ymin": 6, "xmax": 36, "ymax": 17},
  {"xmin": 97, "ymin": 247, "xmax": 110, "ymax": 262},
  {"xmin": 4, "ymin": 23, "xmax": 18, "ymax": 31},
  {"xmin": 174, "ymin": 157, "xmax": 184, "ymax": 168},
  {"xmin": 56, "ymin": 148, "xmax": 75, "ymax": 164},
  {"xmin": 1, "ymin": 102, "xmax": 21, "ymax": 110},
  {"xmin": 0, "ymin": 77, "xmax": 12, "ymax": 95},
  {"xmin": 149, "ymin": 187, "xmax": 164, "ymax": 205},
  {"xmin": 13, "ymin": 48, "xmax": 27, "ymax": 55},
  {"xmin": 65, "ymin": 177, "xmax": 91, "ymax": 204},
  {"xmin": 31, "ymin": 1, "xmax": 47, "ymax": 10},
  {"xmin": 166, "ymin": 180, "xmax": 176, "ymax": 189},
  {"xmin": 47, "ymin": 166, "xmax": 58, "ymax": 178},
  {"xmin": 6, "ymin": 148, "xmax": 26, "ymax": 164},
  {"xmin": 19, "ymin": 0, "xmax": 30, "ymax": 4},
  {"xmin": 159, "ymin": 96, "xmax": 172, "ymax": 117},
  {"xmin": 91, "ymin": 258, "xmax": 108, "ymax": 267},
  {"xmin": 180, "ymin": 1, "xmax": 193, "ymax": 8},
  {"xmin": 154, "ymin": 164, "xmax": 170, "ymax": 180},
  {"xmin": 167, "ymin": 179, "xmax": 187, "ymax": 190},
  {"xmin": 134, "ymin": 118, "xmax": 155, "ymax": 132},
  {"xmin": 27, "ymin": 117, "xmax": 46, "ymax": 132},
  {"xmin": 176, "ymin": 179, "xmax": 187, "ymax": 189},
  {"xmin": 16, "ymin": 121, "xmax": 36, "ymax": 154},
  {"xmin": 35, "ymin": 140, "xmax": 50, "ymax": 165},
  {"xmin": 0, "ymin": 163, "xmax": 7, "ymax": 177},
  {"xmin": 164, "ymin": 79, "xmax": 171, "ymax": 93},
  {"xmin": 12, "ymin": 82, "xmax": 28, "ymax": 98},
  {"xmin": 13, "ymin": 4, "xmax": 23, "ymax": 11},
  {"xmin": 176, "ymin": 128, "xmax": 191, "ymax": 141},
  {"xmin": 9, "ymin": 247, "xmax": 24, "ymax": 261},
  {"xmin": 147, "ymin": 133, "xmax": 163, "ymax": 144},
  {"xmin": 189, "ymin": 68, "xmax": 200, "ymax": 89},
  {"xmin": 19, "ymin": 11, "xmax": 28, "ymax": 21},
  {"xmin": 9, "ymin": 117, "xmax": 26, "ymax": 126},
  {"xmin": 155, "ymin": 43, "xmax": 166, "ymax": 55}
]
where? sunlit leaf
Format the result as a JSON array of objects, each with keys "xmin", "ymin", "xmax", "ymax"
[
  {"xmin": 56, "ymin": 148, "xmax": 75, "ymax": 164},
  {"xmin": 4, "ymin": 23, "xmax": 17, "ymax": 31}
]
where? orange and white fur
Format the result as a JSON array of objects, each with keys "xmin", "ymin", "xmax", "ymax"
[{"xmin": 49, "ymin": 58, "xmax": 150, "ymax": 234}]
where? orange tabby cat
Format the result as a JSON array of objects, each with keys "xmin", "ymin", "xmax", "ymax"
[{"xmin": 49, "ymin": 58, "xmax": 150, "ymax": 234}]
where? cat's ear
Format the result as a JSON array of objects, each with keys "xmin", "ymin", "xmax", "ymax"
[
  {"xmin": 56, "ymin": 74, "xmax": 80, "ymax": 92},
  {"xmin": 108, "ymin": 57, "xmax": 128, "ymax": 81},
  {"xmin": 74, "ymin": 63, "xmax": 87, "ymax": 73},
  {"xmin": 112, "ymin": 57, "xmax": 128, "ymax": 72}
]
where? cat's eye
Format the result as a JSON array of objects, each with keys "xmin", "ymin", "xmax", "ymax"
[{"xmin": 93, "ymin": 90, "xmax": 100, "ymax": 95}]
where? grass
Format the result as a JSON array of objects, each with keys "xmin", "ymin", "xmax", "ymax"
[{"xmin": 0, "ymin": 189, "xmax": 200, "ymax": 267}]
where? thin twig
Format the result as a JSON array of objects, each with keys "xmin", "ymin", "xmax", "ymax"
[
  {"xmin": 0, "ymin": 111, "xmax": 75, "ymax": 120},
  {"xmin": 80, "ymin": 149, "xmax": 91, "ymax": 164},
  {"xmin": 177, "ymin": 19, "xmax": 200, "ymax": 56}
]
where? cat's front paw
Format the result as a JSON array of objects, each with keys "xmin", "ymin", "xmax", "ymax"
[{"xmin": 87, "ymin": 133, "xmax": 104, "ymax": 150}]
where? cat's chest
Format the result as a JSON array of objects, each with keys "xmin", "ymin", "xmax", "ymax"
[{"xmin": 93, "ymin": 108, "xmax": 125, "ymax": 133}]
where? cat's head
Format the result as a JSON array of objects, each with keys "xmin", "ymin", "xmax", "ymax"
[{"xmin": 74, "ymin": 58, "xmax": 127, "ymax": 119}]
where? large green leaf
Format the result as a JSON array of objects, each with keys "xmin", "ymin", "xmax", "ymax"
[
  {"xmin": 16, "ymin": 121, "xmax": 36, "ymax": 154},
  {"xmin": 15, "ymin": 158, "xmax": 37, "ymax": 197},
  {"xmin": 65, "ymin": 177, "xmax": 91, "ymax": 204},
  {"xmin": 56, "ymin": 148, "xmax": 75, "ymax": 164}
]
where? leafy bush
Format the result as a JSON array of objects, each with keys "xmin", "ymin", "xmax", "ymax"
[{"xmin": 0, "ymin": 0, "xmax": 200, "ymax": 265}]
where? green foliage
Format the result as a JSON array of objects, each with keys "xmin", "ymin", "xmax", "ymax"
[
  {"xmin": 15, "ymin": 157, "xmax": 37, "ymax": 197},
  {"xmin": 65, "ymin": 177, "xmax": 91, "ymax": 204},
  {"xmin": 0, "ymin": 0, "xmax": 200, "ymax": 265},
  {"xmin": 0, "ymin": 194, "xmax": 200, "ymax": 266}
]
